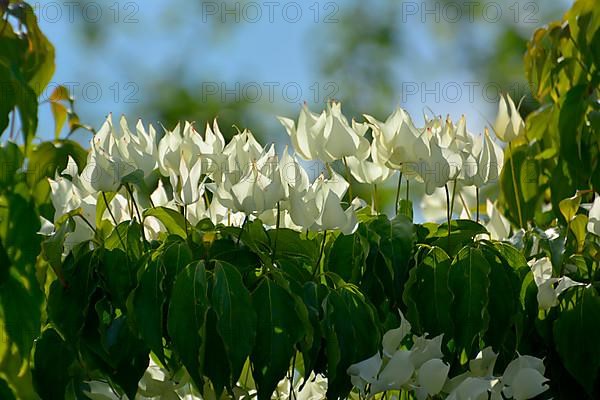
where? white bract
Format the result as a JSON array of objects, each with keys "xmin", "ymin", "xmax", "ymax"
[
  {"xmin": 493, "ymin": 93, "xmax": 525, "ymax": 142},
  {"xmin": 528, "ymin": 257, "xmax": 586, "ymax": 310},
  {"xmin": 587, "ymin": 194, "xmax": 600, "ymax": 236},
  {"xmin": 279, "ymin": 101, "xmax": 369, "ymax": 163}
]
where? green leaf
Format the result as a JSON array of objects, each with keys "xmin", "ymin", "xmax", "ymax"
[
  {"xmin": 32, "ymin": 329, "xmax": 75, "ymax": 400},
  {"xmin": 299, "ymin": 282, "xmax": 328, "ymax": 380},
  {"xmin": 250, "ymin": 278, "xmax": 305, "ymax": 400},
  {"xmin": 50, "ymin": 101, "xmax": 67, "ymax": 139},
  {"xmin": 41, "ymin": 217, "xmax": 74, "ymax": 280},
  {"xmin": 27, "ymin": 140, "xmax": 87, "ymax": 186},
  {"xmin": 366, "ymin": 215, "xmax": 415, "ymax": 300},
  {"xmin": 558, "ymin": 85, "xmax": 588, "ymax": 176},
  {"xmin": 0, "ymin": 274, "xmax": 42, "ymax": 358},
  {"xmin": 323, "ymin": 286, "xmax": 380, "ymax": 399},
  {"xmin": 398, "ymin": 199, "xmax": 414, "ymax": 221},
  {"xmin": 327, "ymin": 231, "xmax": 368, "ymax": 283},
  {"xmin": 428, "ymin": 219, "xmax": 487, "ymax": 256},
  {"xmin": 131, "ymin": 257, "xmax": 166, "ymax": 364},
  {"xmin": 448, "ymin": 246, "xmax": 491, "ymax": 357},
  {"xmin": 0, "ymin": 377, "xmax": 16, "ymax": 400},
  {"xmin": 554, "ymin": 286, "xmax": 600, "ymax": 394},
  {"xmin": 0, "ymin": 141, "xmax": 23, "ymax": 188},
  {"xmin": 570, "ymin": 214, "xmax": 588, "ymax": 253},
  {"xmin": 403, "ymin": 246, "xmax": 453, "ymax": 337},
  {"xmin": 267, "ymin": 228, "xmax": 319, "ymax": 263},
  {"xmin": 143, "ymin": 207, "xmax": 187, "ymax": 238},
  {"xmin": 47, "ymin": 250, "xmax": 97, "ymax": 341},
  {"xmin": 211, "ymin": 261, "xmax": 256, "ymax": 388},
  {"xmin": 480, "ymin": 243, "xmax": 521, "ymax": 355},
  {"xmin": 202, "ymin": 309, "xmax": 231, "ymax": 396},
  {"xmin": 99, "ymin": 248, "xmax": 137, "ymax": 308},
  {"xmin": 559, "ymin": 192, "xmax": 582, "ymax": 222},
  {"xmin": 168, "ymin": 261, "xmax": 209, "ymax": 389}
]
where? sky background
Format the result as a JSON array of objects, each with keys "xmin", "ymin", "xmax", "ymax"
[{"xmin": 34, "ymin": 0, "xmax": 572, "ymax": 147}]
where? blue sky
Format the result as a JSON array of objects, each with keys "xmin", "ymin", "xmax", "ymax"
[{"xmin": 34, "ymin": 0, "xmax": 572, "ymax": 146}]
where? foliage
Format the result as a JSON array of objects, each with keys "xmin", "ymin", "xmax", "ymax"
[{"xmin": 0, "ymin": 0, "xmax": 599, "ymax": 399}]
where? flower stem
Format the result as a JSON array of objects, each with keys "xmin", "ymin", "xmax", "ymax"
[
  {"xmin": 125, "ymin": 184, "xmax": 148, "ymax": 247},
  {"xmin": 372, "ymin": 184, "xmax": 378, "ymax": 214},
  {"xmin": 476, "ymin": 187, "xmax": 480, "ymax": 223},
  {"xmin": 343, "ymin": 157, "xmax": 353, "ymax": 202},
  {"xmin": 237, "ymin": 215, "xmax": 248, "ymax": 244},
  {"xmin": 102, "ymin": 191, "xmax": 126, "ymax": 250},
  {"xmin": 395, "ymin": 172, "xmax": 403, "ymax": 214},
  {"xmin": 444, "ymin": 184, "xmax": 452, "ymax": 243},
  {"xmin": 271, "ymin": 202, "xmax": 281, "ymax": 265},
  {"xmin": 406, "ymin": 179, "xmax": 410, "ymax": 200},
  {"xmin": 450, "ymin": 179, "xmax": 458, "ymax": 217},
  {"xmin": 508, "ymin": 142, "xmax": 525, "ymax": 228},
  {"xmin": 313, "ymin": 231, "xmax": 327, "ymax": 278}
]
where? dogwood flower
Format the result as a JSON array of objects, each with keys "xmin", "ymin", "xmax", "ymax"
[
  {"xmin": 501, "ymin": 355, "xmax": 548, "ymax": 400},
  {"xmin": 116, "ymin": 116, "xmax": 158, "ymax": 179},
  {"xmin": 493, "ymin": 93, "xmax": 524, "ymax": 142},
  {"xmin": 288, "ymin": 171, "xmax": 359, "ymax": 234},
  {"xmin": 365, "ymin": 107, "xmax": 429, "ymax": 173},
  {"xmin": 227, "ymin": 145, "xmax": 285, "ymax": 215},
  {"xmin": 169, "ymin": 157, "xmax": 204, "ymax": 206},
  {"xmin": 279, "ymin": 102, "xmax": 370, "ymax": 163},
  {"xmin": 528, "ymin": 257, "xmax": 585, "ymax": 310},
  {"xmin": 471, "ymin": 129, "xmax": 504, "ymax": 187},
  {"xmin": 587, "ymin": 194, "xmax": 600, "ymax": 236},
  {"xmin": 418, "ymin": 358, "xmax": 450, "ymax": 397},
  {"xmin": 485, "ymin": 199, "xmax": 511, "ymax": 241},
  {"xmin": 345, "ymin": 153, "xmax": 394, "ymax": 185}
]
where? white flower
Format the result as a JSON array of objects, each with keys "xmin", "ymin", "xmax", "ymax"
[
  {"xmin": 279, "ymin": 102, "xmax": 369, "ymax": 163},
  {"xmin": 528, "ymin": 257, "xmax": 585, "ymax": 310},
  {"xmin": 447, "ymin": 377, "xmax": 493, "ymax": 400},
  {"xmin": 365, "ymin": 107, "xmax": 429, "ymax": 173},
  {"xmin": 409, "ymin": 334, "xmax": 444, "ymax": 369},
  {"xmin": 417, "ymin": 358, "xmax": 450, "ymax": 397},
  {"xmin": 117, "ymin": 116, "xmax": 158, "ymax": 178},
  {"xmin": 501, "ymin": 355, "xmax": 548, "ymax": 400},
  {"xmin": 79, "ymin": 115, "xmax": 136, "ymax": 193},
  {"xmin": 587, "ymin": 194, "xmax": 600, "ymax": 236},
  {"xmin": 493, "ymin": 93, "xmax": 524, "ymax": 142},
  {"xmin": 485, "ymin": 200, "xmax": 511, "ymax": 241},
  {"xmin": 469, "ymin": 347, "xmax": 498, "ymax": 377},
  {"xmin": 382, "ymin": 310, "xmax": 412, "ymax": 357},
  {"xmin": 472, "ymin": 129, "xmax": 504, "ymax": 187},
  {"xmin": 227, "ymin": 146, "xmax": 285, "ymax": 215},
  {"xmin": 370, "ymin": 350, "xmax": 414, "ymax": 394},
  {"xmin": 345, "ymin": 153, "xmax": 394, "ymax": 185},
  {"xmin": 347, "ymin": 353, "xmax": 382, "ymax": 394},
  {"xmin": 169, "ymin": 157, "xmax": 204, "ymax": 206},
  {"xmin": 278, "ymin": 103, "xmax": 327, "ymax": 161},
  {"xmin": 158, "ymin": 121, "xmax": 223, "ymax": 178},
  {"xmin": 288, "ymin": 171, "xmax": 359, "ymax": 234}
]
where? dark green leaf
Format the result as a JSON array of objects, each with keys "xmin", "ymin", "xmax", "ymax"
[
  {"xmin": 168, "ymin": 261, "xmax": 209, "ymax": 389},
  {"xmin": 211, "ymin": 261, "xmax": 256, "ymax": 387},
  {"xmin": 403, "ymin": 246, "xmax": 453, "ymax": 337},
  {"xmin": 32, "ymin": 329, "xmax": 75, "ymax": 400},
  {"xmin": 251, "ymin": 278, "xmax": 305, "ymax": 400},
  {"xmin": 553, "ymin": 286, "xmax": 600, "ymax": 394},
  {"xmin": 448, "ymin": 246, "xmax": 491, "ymax": 357}
]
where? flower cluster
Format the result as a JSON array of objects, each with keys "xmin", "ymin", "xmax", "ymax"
[
  {"xmin": 347, "ymin": 312, "xmax": 549, "ymax": 400},
  {"xmin": 44, "ymin": 95, "xmax": 521, "ymax": 253}
]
